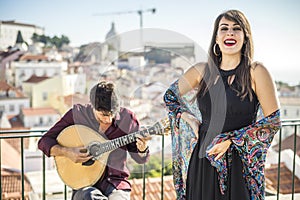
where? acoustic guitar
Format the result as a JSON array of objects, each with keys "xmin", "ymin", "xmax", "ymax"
[{"xmin": 54, "ymin": 118, "xmax": 170, "ymax": 190}]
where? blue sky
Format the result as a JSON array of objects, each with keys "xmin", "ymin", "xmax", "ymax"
[{"xmin": 1, "ymin": 0, "xmax": 300, "ymax": 84}]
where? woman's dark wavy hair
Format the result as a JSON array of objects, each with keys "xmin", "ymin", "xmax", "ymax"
[
  {"xmin": 89, "ymin": 81, "xmax": 120, "ymax": 114},
  {"xmin": 199, "ymin": 9, "xmax": 254, "ymax": 101}
]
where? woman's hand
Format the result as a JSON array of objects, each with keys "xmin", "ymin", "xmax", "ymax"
[{"xmin": 207, "ymin": 139, "xmax": 232, "ymax": 160}]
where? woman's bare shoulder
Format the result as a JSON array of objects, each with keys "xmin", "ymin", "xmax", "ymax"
[
  {"xmin": 250, "ymin": 61, "xmax": 270, "ymax": 80},
  {"xmin": 193, "ymin": 62, "xmax": 207, "ymax": 72}
]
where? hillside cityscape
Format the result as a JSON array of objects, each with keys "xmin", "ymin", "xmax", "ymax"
[{"xmin": 0, "ymin": 19, "xmax": 300, "ymax": 199}]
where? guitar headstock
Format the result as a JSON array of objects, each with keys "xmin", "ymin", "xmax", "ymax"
[
  {"xmin": 145, "ymin": 117, "xmax": 171, "ymax": 136},
  {"xmin": 158, "ymin": 117, "xmax": 171, "ymax": 135}
]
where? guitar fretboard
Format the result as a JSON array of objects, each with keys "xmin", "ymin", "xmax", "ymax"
[{"xmin": 89, "ymin": 121, "xmax": 165, "ymax": 157}]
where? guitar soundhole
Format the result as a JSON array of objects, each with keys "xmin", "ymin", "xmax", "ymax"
[
  {"xmin": 86, "ymin": 141, "xmax": 104, "ymax": 161},
  {"xmin": 82, "ymin": 159, "xmax": 95, "ymax": 166},
  {"xmin": 79, "ymin": 148, "xmax": 88, "ymax": 153}
]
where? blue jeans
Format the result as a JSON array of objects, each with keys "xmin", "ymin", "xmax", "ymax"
[{"xmin": 72, "ymin": 184, "xmax": 131, "ymax": 200}]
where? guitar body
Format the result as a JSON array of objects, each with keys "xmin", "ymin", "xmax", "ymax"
[
  {"xmin": 53, "ymin": 118, "xmax": 170, "ymax": 190},
  {"xmin": 55, "ymin": 125, "xmax": 109, "ymax": 190}
]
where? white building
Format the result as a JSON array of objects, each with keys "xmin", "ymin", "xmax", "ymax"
[
  {"xmin": 19, "ymin": 107, "xmax": 60, "ymax": 128},
  {"xmin": 0, "ymin": 81, "xmax": 30, "ymax": 116},
  {"xmin": 279, "ymin": 97, "xmax": 300, "ymax": 119},
  {"xmin": 0, "ymin": 20, "xmax": 44, "ymax": 50},
  {"xmin": 7, "ymin": 54, "xmax": 67, "ymax": 87}
]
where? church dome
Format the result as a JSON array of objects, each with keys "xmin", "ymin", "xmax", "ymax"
[{"xmin": 105, "ymin": 22, "xmax": 117, "ymax": 40}]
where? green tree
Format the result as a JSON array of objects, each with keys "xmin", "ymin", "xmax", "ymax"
[
  {"xmin": 129, "ymin": 154, "xmax": 173, "ymax": 179},
  {"xmin": 31, "ymin": 33, "xmax": 40, "ymax": 43},
  {"xmin": 31, "ymin": 33, "xmax": 70, "ymax": 49},
  {"xmin": 60, "ymin": 35, "xmax": 70, "ymax": 46},
  {"xmin": 51, "ymin": 36, "xmax": 60, "ymax": 48}
]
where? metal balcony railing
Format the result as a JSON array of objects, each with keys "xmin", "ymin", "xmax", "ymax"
[{"xmin": 0, "ymin": 119, "xmax": 299, "ymax": 200}]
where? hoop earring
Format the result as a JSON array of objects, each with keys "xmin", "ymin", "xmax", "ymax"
[{"xmin": 213, "ymin": 43, "xmax": 220, "ymax": 56}]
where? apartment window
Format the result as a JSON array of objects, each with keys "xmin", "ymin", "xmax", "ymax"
[
  {"xmin": 39, "ymin": 117, "xmax": 43, "ymax": 125},
  {"xmin": 9, "ymin": 104, "xmax": 14, "ymax": 112},
  {"xmin": 283, "ymin": 109, "xmax": 287, "ymax": 116},
  {"xmin": 48, "ymin": 117, "xmax": 53, "ymax": 124},
  {"xmin": 0, "ymin": 91, "xmax": 6, "ymax": 97},
  {"xmin": 42, "ymin": 92, "xmax": 48, "ymax": 101}
]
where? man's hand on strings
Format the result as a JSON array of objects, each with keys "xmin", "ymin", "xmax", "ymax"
[{"xmin": 65, "ymin": 146, "xmax": 93, "ymax": 163}]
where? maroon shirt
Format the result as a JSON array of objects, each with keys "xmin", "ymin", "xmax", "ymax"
[{"xmin": 38, "ymin": 104, "xmax": 150, "ymax": 191}]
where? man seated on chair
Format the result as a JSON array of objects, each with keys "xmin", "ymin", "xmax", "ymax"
[{"xmin": 38, "ymin": 80, "xmax": 151, "ymax": 200}]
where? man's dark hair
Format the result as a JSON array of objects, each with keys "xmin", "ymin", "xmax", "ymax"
[{"xmin": 89, "ymin": 81, "xmax": 120, "ymax": 114}]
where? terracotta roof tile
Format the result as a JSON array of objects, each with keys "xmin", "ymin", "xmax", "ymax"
[
  {"xmin": 273, "ymin": 134, "xmax": 300, "ymax": 156},
  {"xmin": 19, "ymin": 54, "xmax": 48, "ymax": 61},
  {"xmin": 0, "ymin": 81, "xmax": 25, "ymax": 98},
  {"xmin": 1, "ymin": 168, "xmax": 32, "ymax": 200},
  {"xmin": 23, "ymin": 74, "xmax": 49, "ymax": 83},
  {"xmin": 265, "ymin": 163, "xmax": 300, "ymax": 194},
  {"xmin": 21, "ymin": 107, "xmax": 59, "ymax": 116},
  {"xmin": 129, "ymin": 175, "xmax": 176, "ymax": 200}
]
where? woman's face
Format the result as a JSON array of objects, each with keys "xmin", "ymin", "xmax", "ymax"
[{"xmin": 216, "ymin": 17, "xmax": 245, "ymax": 56}]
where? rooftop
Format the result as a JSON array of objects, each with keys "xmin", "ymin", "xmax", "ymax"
[
  {"xmin": 1, "ymin": 168, "xmax": 32, "ymax": 200},
  {"xmin": 265, "ymin": 162, "xmax": 300, "ymax": 194},
  {"xmin": 130, "ymin": 175, "xmax": 176, "ymax": 200},
  {"xmin": 23, "ymin": 75, "xmax": 49, "ymax": 83},
  {"xmin": 0, "ymin": 81, "xmax": 25, "ymax": 98},
  {"xmin": 21, "ymin": 107, "xmax": 59, "ymax": 116},
  {"xmin": 19, "ymin": 54, "xmax": 48, "ymax": 61},
  {"xmin": 273, "ymin": 134, "xmax": 300, "ymax": 156}
]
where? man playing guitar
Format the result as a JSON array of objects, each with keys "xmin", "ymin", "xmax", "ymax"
[{"xmin": 38, "ymin": 81, "xmax": 151, "ymax": 200}]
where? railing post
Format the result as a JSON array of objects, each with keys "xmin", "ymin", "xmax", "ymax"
[
  {"xmin": 64, "ymin": 185, "xmax": 67, "ymax": 200},
  {"xmin": 161, "ymin": 134, "xmax": 164, "ymax": 200},
  {"xmin": 21, "ymin": 138, "xmax": 25, "ymax": 200},
  {"xmin": 0, "ymin": 139, "xmax": 2, "ymax": 199},
  {"xmin": 292, "ymin": 125, "xmax": 297, "ymax": 200},
  {"xmin": 42, "ymin": 154, "xmax": 46, "ymax": 200},
  {"xmin": 276, "ymin": 128, "xmax": 282, "ymax": 200},
  {"xmin": 142, "ymin": 163, "xmax": 146, "ymax": 200}
]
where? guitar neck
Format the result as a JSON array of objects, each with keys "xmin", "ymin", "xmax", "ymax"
[{"xmin": 98, "ymin": 121, "xmax": 164, "ymax": 154}]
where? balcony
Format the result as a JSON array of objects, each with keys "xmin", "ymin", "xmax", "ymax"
[{"xmin": 1, "ymin": 119, "xmax": 299, "ymax": 200}]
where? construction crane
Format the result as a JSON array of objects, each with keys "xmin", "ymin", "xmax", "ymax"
[{"xmin": 92, "ymin": 8, "xmax": 156, "ymax": 29}]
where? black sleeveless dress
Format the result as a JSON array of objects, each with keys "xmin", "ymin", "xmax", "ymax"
[{"xmin": 186, "ymin": 67, "xmax": 259, "ymax": 200}]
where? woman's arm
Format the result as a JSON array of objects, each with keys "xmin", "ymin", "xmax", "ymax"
[
  {"xmin": 164, "ymin": 63, "xmax": 205, "ymax": 125},
  {"xmin": 178, "ymin": 63, "xmax": 206, "ymax": 95},
  {"xmin": 251, "ymin": 62, "xmax": 280, "ymax": 116}
]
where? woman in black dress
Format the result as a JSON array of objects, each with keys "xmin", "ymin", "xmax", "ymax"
[{"xmin": 164, "ymin": 10, "xmax": 281, "ymax": 200}]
